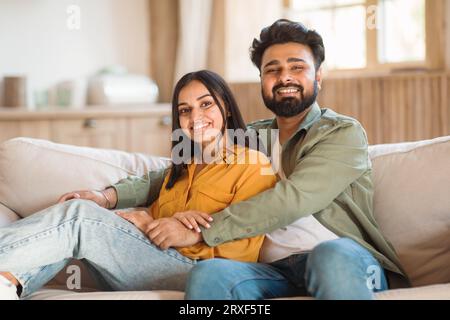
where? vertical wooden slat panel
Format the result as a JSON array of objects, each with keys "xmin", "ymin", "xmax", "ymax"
[
  {"xmin": 373, "ymin": 78, "xmax": 384, "ymax": 144},
  {"xmin": 360, "ymin": 78, "xmax": 374, "ymax": 144},
  {"xmin": 354, "ymin": 78, "xmax": 363, "ymax": 121},
  {"xmin": 384, "ymin": 77, "xmax": 393, "ymax": 142},
  {"xmin": 431, "ymin": 76, "xmax": 441, "ymax": 138},
  {"xmin": 380, "ymin": 78, "xmax": 389, "ymax": 143},
  {"xmin": 230, "ymin": 72, "xmax": 450, "ymax": 144},
  {"xmin": 442, "ymin": 75, "xmax": 450, "ymax": 135},
  {"xmin": 413, "ymin": 76, "xmax": 424, "ymax": 141},
  {"xmin": 405, "ymin": 76, "xmax": 415, "ymax": 141},
  {"xmin": 395, "ymin": 76, "xmax": 403, "ymax": 142},
  {"xmin": 423, "ymin": 75, "xmax": 433, "ymax": 139}
]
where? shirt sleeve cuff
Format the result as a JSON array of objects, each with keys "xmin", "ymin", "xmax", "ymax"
[
  {"xmin": 111, "ymin": 183, "xmax": 137, "ymax": 209},
  {"xmin": 202, "ymin": 211, "xmax": 232, "ymax": 246}
]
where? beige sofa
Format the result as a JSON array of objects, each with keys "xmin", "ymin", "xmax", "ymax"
[{"xmin": 0, "ymin": 137, "xmax": 449, "ymax": 300}]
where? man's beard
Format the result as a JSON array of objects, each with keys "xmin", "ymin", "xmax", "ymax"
[{"xmin": 262, "ymin": 81, "xmax": 319, "ymax": 117}]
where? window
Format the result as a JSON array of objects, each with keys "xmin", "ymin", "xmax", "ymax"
[
  {"xmin": 288, "ymin": 0, "xmax": 367, "ymax": 69},
  {"xmin": 285, "ymin": 0, "xmax": 444, "ymax": 73},
  {"xmin": 377, "ymin": 0, "xmax": 425, "ymax": 64}
]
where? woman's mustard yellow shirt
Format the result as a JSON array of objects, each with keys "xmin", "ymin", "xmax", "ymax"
[{"xmin": 150, "ymin": 146, "xmax": 276, "ymax": 262}]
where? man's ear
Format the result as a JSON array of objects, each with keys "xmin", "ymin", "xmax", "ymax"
[{"xmin": 316, "ymin": 66, "xmax": 323, "ymax": 90}]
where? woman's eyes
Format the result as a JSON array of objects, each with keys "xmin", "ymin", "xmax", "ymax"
[
  {"xmin": 178, "ymin": 101, "xmax": 214, "ymax": 115},
  {"xmin": 201, "ymin": 101, "xmax": 213, "ymax": 108}
]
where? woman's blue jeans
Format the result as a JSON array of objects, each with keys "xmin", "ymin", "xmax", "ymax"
[
  {"xmin": 0, "ymin": 199, "xmax": 197, "ymax": 298},
  {"xmin": 185, "ymin": 238, "xmax": 388, "ymax": 300}
]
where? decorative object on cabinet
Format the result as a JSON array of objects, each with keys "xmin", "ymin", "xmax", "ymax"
[
  {"xmin": 87, "ymin": 66, "xmax": 159, "ymax": 106},
  {"xmin": 3, "ymin": 76, "xmax": 27, "ymax": 108}
]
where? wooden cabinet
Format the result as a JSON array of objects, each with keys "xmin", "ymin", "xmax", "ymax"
[
  {"xmin": 0, "ymin": 120, "xmax": 52, "ymax": 142},
  {"xmin": 51, "ymin": 118, "xmax": 129, "ymax": 151},
  {"xmin": 127, "ymin": 115, "xmax": 172, "ymax": 156},
  {"xmin": 0, "ymin": 105, "xmax": 173, "ymax": 157}
]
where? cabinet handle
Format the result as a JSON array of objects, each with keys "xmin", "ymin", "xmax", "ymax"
[
  {"xmin": 83, "ymin": 119, "xmax": 97, "ymax": 129},
  {"xmin": 159, "ymin": 115, "xmax": 172, "ymax": 127}
]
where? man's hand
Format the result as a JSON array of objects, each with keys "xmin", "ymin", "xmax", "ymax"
[
  {"xmin": 116, "ymin": 209, "xmax": 154, "ymax": 234},
  {"xmin": 147, "ymin": 217, "xmax": 203, "ymax": 250},
  {"xmin": 58, "ymin": 188, "xmax": 118, "ymax": 209}
]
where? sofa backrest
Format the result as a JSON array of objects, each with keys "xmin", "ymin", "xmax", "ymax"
[
  {"xmin": 369, "ymin": 136, "xmax": 450, "ymax": 287},
  {"xmin": 0, "ymin": 136, "xmax": 449, "ymax": 288}
]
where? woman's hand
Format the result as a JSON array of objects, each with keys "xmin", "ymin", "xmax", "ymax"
[
  {"xmin": 173, "ymin": 210, "xmax": 213, "ymax": 233},
  {"xmin": 116, "ymin": 209, "xmax": 154, "ymax": 234}
]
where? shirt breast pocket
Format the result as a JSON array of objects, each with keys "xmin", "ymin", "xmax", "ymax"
[
  {"xmin": 195, "ymin": 185, "xmax": 235, "ymax": 214},
  {"xmin": 157, "ymin": 190, "xmax": 181, "ymax": 215}
]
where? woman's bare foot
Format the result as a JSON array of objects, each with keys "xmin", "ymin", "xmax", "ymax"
[
  {"xmin": 0, "ymin": 272, "xmax": 20, "ymax": 299},
  {"xmin": 0, "ymin": 272, "xmax": 19, "ymax": 287}
]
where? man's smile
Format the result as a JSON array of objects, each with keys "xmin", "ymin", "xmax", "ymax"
[{"xmin": 275, "ymin": 86, "xmax": 301, "ymax": 98}]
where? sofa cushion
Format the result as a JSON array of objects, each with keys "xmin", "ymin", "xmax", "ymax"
[
  {"xmin": 0, "ymin": 202, "xmax": 19, "ymax": 227},
  {"xmin": 375, "ymin": 283, "xmax": 450, "ymax": 300},
  {"xmin": 277, "ymin": 283, "xmax": 450, "ymax": 300},
  {"xmin": 26, "ymin": 288, "xmax": 185, "ymax": 300},
  {"xmin": 0, "ymin": 137, "xmax": 170, "ymax": 217},
  {"xmin": 369, "ymin": 136, "xmax": 450, "ymax": 287}
]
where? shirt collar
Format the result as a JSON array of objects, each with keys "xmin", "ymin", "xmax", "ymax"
[
  {"xmin": 221, "ymin": 144, "xmax": 240, "ymax": 164},
  {"xmin": 191, "ymin": 142, "xmax": 239, "ymax": 166}
]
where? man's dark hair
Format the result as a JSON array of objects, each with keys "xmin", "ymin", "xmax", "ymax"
[{"xmin": 250, "ymin": 19, "xmax": 325, "ymax": 71}]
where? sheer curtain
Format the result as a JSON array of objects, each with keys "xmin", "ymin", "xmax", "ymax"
[{"xmin": 174, "ymin": 0, "xmax": 213, "ymax": 84}]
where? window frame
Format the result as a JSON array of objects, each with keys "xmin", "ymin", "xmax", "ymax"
[{"xmin": 283, "ymin": 0, "xmax": 445, "ymax": 76}]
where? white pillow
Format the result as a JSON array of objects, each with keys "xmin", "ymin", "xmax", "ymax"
[
  {"xmin": 370, "ymin": 136, "xmax": 450, "ymax": 287},
  {"xmin": 0, "ymin": 137, "xmax": 170, "ymax": 218}
]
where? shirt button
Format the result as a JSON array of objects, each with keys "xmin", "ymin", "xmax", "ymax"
[{"xmin": 214, "ymin": 237, "xmax": 221, "ymax": 243}]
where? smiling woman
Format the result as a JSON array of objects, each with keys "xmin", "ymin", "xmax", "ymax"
[{"xmin": 0, "ymin": 70, "xmax": 276, "ymax": 300}]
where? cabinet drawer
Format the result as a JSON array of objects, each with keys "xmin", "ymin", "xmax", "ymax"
[
  {"xmin": 128, "ymin": 115, "xmax": 172, "ymax": 157},
  {"xmin": 51, "ymin": 118, "xmax": 128, "ymax": 150}
]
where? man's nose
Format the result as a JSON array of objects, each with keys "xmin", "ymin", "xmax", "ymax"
[{"xmin": 279, "ymin": 69, "xmax": 293, "ymax": 84}]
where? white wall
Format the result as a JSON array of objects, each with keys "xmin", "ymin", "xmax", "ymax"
[
  {"xmin": 225, "ymin": 0, "xmax": 283, "ymax": 82},
  {"xmin": 0, "ymin": 0, "xmax": 150, "ymax": 107}
]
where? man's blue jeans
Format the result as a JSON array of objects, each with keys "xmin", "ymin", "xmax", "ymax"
[{"xmin": 185, "ymin": 238, "xmax": 388, "ymax": 300}]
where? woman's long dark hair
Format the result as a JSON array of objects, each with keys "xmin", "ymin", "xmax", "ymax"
[{"xmin": 166, "ymin": 70, "xmax": 248, "ymax": 189}]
